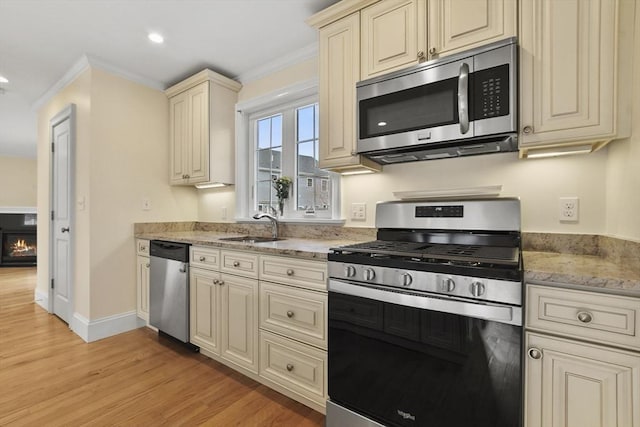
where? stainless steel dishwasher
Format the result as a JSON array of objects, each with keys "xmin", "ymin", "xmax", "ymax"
[{"xmin": 149, "ymin": 240, "xmax": 190, "ymax": 343}]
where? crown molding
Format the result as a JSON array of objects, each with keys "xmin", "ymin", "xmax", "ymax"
[
  {"xmin": 31, "ymin": 54, "xmax": 164, "ymax": 111},
  {"xmin": 235, "ymin": 42, "xmax": 318, "ymax": 84}
]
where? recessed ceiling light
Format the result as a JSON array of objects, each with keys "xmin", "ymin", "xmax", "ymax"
[
  {"xmin": 0, "ymin": 75, "xmax": 8, "ymax": 83},
  {"xmin": 148, "ymin": 32, "xmax": 164, "ymax": 44}
]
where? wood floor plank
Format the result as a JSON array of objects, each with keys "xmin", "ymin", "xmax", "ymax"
[{"xmin": 0, "ymin": 267, "xmax": 324, "ymax": 426}]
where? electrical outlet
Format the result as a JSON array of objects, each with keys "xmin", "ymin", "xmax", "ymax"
[
  {"xmin": 559, "ymin": 197, "xmax": 579, "ymax": 222},
  {"xmin": 351, "ymin": 203, "xmax": 366, "ymax": 221},
  {"xmin": 221, "ymin": 207, "xmax": 227, "ymax": 220},
  {"xmin": 142, "ymin": 197, "xmax": 152, "ymax": 211}
]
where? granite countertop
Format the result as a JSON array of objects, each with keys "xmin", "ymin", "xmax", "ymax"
[
  {"xmin": 136, "ymin": 230, "xmax": 640, "ymax": 296},
  {"xmin": 523, "ymin": 251, "xmax": 640, "ymax": 296},
  {"xmin": 135, "ymin": 230, "xmax": 359, "ymax": 260}
]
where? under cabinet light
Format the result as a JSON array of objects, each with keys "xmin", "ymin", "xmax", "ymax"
[
  {"xmin": 341, "ymin": 170, "xmax": 376, "ymax": 176},
  {"xmin": 0, "ymin": 75, "xmax": 8, "ymax": 83},
  {"xmin": 525, "ymin": 144, "xmax": 593, "ymax": 159},
  {"xmin": 148, "ymin": 32, "xmax": 164, "ymax": 44},
  {"xmin": 195, "ymin": 183, "xmax": 227, "ymax": 189}
]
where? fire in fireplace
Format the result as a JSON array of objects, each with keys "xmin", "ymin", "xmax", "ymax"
[
  {"xmin": 9, "ymin": 238, "xmax": 37, "ymax": 257},
  {"xmin": 0, "ymin": 213, "xmax": 37, "ymax": 266}
]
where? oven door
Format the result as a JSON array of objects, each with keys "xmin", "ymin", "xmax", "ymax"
[{"xmin": 327, "ymin": 279, "xmax": 523, "ymax": 427}]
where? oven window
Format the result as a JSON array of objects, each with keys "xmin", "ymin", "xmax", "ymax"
[
  {"xmin": 328, "ymin": 291, "xmax": 522, "ymax": 427},
  {"xmin": 359, "ymin": 77, "xmax": 459, "ymax": 139}
]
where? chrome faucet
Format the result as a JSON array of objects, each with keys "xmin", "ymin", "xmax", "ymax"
[{"xmin": 252, "ymin": 212, "xmax": 279, "ymax": 239}]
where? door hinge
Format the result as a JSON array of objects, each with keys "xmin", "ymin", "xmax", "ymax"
[
  {"xmin": 50, "ymin": 278, "xmax": 54, "ymax": 289},
  {"xmin": 51, "ymin": 142, "xmax": 55, "ymax": 153},
  {"xmin": 51, "ymin": 210, "xmax": 54, "ymax": 221}
]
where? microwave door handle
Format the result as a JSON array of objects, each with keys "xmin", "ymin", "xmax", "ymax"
[{"xmin": 458, "ymin": 62, "xmax": 470, "ymax": 134}]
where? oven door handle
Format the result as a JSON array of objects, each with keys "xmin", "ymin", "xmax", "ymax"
[{"xmin": 329, "ymin": 279, "xmax": 522, "ymax": 326}]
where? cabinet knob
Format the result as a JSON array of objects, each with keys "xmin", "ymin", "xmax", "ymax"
[
  {"xmin": 218, "ymin": 280, "xmax": 224, "ymax": 286},
  {"xmin": 286, "ymin": 310, "xmax": 294, "ymax": 318},
  {"xmin": 185, "ymin": 174, "xmax": 190, "ymax": 179},
  {"xmin": 213, "ymin": 279, "xmax": 219, "ymax": 285},
  {"xmin": 286, "ymin": 269, "xmax": 294, "ymax": 276},
  {"xmin": 146, "ymin": 263, "xmax": 150, "ymax": 268},
  {"xmin": 417, "ymin": 50, "xmax": 425, "ymax": 61},
  {"xmin": 428, "ymin": 47, "xmax": 437, "ymax": 57},
  {"xmin": 577, "ymin": 311, "xmax": 593, "ymax": 323},
  {"xmin": 140, "ymin": 246, "xmax": 147, "ymax": 251},
  {"xmin": 523, "ymin": 125, "xmax": 533, "ymax": 134},
  {"xmin": 286, "ymin": 363, "xmax": 294, "ymax": 372},
  {"xmin": 199, "ymin": 256, "xmax": 206, "ymax": 262},
  {"xmin": 528, "ymin": 348, "xmax": 542, "ymax": 360},
  {"xmin": 233, "ymin": 261, "xmax": 240, "ymax": 267}
]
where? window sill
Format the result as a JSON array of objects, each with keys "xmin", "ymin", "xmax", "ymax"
[{"xmin": 236, "ymin": 217, "xmax": 346, "ymax": 226}]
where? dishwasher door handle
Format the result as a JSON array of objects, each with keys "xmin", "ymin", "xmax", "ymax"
[{"xmin": 179, "ymin": 263, "xmax": 188, "ymax": 273}]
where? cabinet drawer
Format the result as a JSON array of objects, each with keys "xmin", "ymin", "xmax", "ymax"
[
  {"xmin": 259, "ymin": 330, "xmax": 326, "ymax": 404},
  {"xmin": 220, "ymin": 250, "xmax": 259, "ymax": 279},
  {"xmin": 260, "ymin": 282, "xmax": 327, "ymax": 349},
  {"xmin": 190, "ymin": 246, "xmax": 220, "ymax": 271},
  {"xmin": 527, "ymin": 284, "xmax": 640, "ymax": 351},
  {"xmin": 136, "ymin": 239, "xmax": 150, "ymax": 256},
  {"xmin": 259, "ymin": 255, "xmax": 327, "ymax": 291}
]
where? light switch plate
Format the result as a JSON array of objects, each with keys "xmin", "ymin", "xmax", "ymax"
[
  {"xmin": 142, "ymin": 198, "xmax": 152, "ymax": 211},
  {"xmin": 351, "ymin": 203, "xmax": 366, "ymax": 221}
]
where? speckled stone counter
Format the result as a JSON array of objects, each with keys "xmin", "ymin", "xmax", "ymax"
[{"xmin": 523, "ymin": 251, "xmax": 640, "ymax": 296}]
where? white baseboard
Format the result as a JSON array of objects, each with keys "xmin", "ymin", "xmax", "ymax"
[
  {"xmin": 70, "ymin": 310, "xmax": 142, "ymax": 343},
  {"xmin": 34, "ymin": 289, "xmax": 49, "ymax": 311}
]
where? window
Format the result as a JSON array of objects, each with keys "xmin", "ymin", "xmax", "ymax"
[{"xmin": 236, "ymin": 81, "xmax": 340, "ymax": 222}]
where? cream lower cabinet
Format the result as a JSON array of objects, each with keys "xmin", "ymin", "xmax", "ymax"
[
  {"xmin": 189, "ymin": 266, "xmax": 221, "ymax": 355},
  {"xmin": 518, "ymin": 0, "xmax": 635, "ymax": 157},
  {"xmin": 135, "ymin": 239, "xmax": 150, "ymax": 323},
  {"xmin": 525, "ymin": 284, "xmax": 640, "ymax": 427}
]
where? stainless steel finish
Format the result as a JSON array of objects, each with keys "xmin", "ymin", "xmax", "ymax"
[
  {"xmin": 286, "ymin": 310, "xmax": 294, "ymax": 318},
  {"xmin": 577, "ymin": 311, "xmax": 593, "ymax": 323},
  {"xmin": 375, "ymin": 198, "xmax": 521, "ymax": 231},
  {"xmin": 326, "ymin": 400, "xmax": 386, "ymax": 427},
  {"xmin": 471, "ymin": 281, "xmax": 486, "ymax": 297},
  {"xmin": 218, "ymin": 235, "xmax": 284, "ymax": 243},
  {"xmin": 286, "ymin": 269, "xmax": 294, "ymax": 276},
  {"xmin": 356, "ymin": 37, "xmax": 518, "ymax": 162},
  {"xmin": 252, "ymin": 212, "xmax": 279, "ymax": 239},
  {"xmin": 345, "ymin": 265, "xmax": 356, "ymax": 278},
  {"xmin": 61, "ymin": 227, "xmax": 70, "ymax": 233},
  {"xmin": 528, "ymin": 348, "xmax": 542, "ymax": 360},
  {"xmin": 523, "ymin": 125, "xmax": 533, "ymax": 134},
  {"xmin": 363, "ymin": 268, "xmax": 376, "ymax": 281},
  {"xmin": 441, "ymin": 278, "xmax": 456, "ymax": 293},
  {"xmin": 328, "ymin": 261, "xmax": 522, "ymax": 306},
  {"xmin": 329, "ymin": 279, "xmax": 522, "ymax": 326},
  {"xmin": 150, "ymin": 256, "xmax": 190, "ymax": 343},
  {"xmin": 458, "ymin": 62, "xmax": 470, "ymax": 134},
  {"xmin": 401, "ymin": 272, "xmax": 413, "ymax": 287}
]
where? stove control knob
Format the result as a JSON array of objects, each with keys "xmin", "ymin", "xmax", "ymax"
[
  {"xmin": 441, "ymin": 278, "xmax": 456, "ymax": 293},
  {"xmin": 344, "ymin": 265, "xmax": 356, "ymax": 278},
  {"xmin": 401, "ymin": 273, "xmax": 413, "ymax": 287},
  {"xmin": 470, "ymin": 281, "xmax": 486, "ymax": 297},
  {"xmin": 363, "ymin": 268, "xmax": 376, "ymax": 281}
]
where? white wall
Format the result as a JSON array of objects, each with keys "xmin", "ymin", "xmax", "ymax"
[
  {"xmin": 37, "ymin": 67, "xmax": 199, "ymax": 321},
  {"xmin": 0, "ymin": 155, "xmax": 37, "ymax": 207}
]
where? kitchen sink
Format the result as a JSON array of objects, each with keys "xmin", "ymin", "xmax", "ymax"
[{"xmin": 218, "ymin": 236, "xmax": 285, "ymax": 243}]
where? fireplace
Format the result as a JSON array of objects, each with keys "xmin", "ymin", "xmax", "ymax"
[{"xmin": 0, "ymin": 212, "xmax": 37, "ymax": 267}]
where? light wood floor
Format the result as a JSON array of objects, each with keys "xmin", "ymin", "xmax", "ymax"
[{"xmin": 0, "ymin": 267, "xmax": 325, "ymax": 426}]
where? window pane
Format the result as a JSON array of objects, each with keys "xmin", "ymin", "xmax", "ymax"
[
  {"xmin": 257, "ymin": 180, "xmax": 277, "ymax": 209},
  {"xmin": 257, "ymin": 118, "xmax": 271, "ymax": 149},
  {"xmin": 271, "ymin": 115, "xmax": 282, "ymax": 146},
  {"xmin": 297, "ymin": 105, "xmax": 315, "ymax": 142},
  {"xmin": 297, "ymin": 141, "xmax": 316, "ymax": 174},
  {"xmin": 271, "ymin": 146, "xmax": 282, "ymax": 171},
  {"xmin": 296, "ymin": 176, "xmax": 331, "ymax": 211}
]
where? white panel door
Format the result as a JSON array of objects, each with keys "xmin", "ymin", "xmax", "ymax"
[{"xmin": 51, "ymin": 110, "xmax": 74, "ymax": 324}]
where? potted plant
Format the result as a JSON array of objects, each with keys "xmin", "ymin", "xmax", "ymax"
[{"xmin": 273, "ymin": 176, "xmax": 292, "ymax": 217}]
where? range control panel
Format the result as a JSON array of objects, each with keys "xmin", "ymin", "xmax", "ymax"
[{"xmin": 415, "ymin": 205, "xmax": 464, "ymax": 218}]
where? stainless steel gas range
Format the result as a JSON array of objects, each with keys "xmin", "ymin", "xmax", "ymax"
[{"xmin": 327, "ymin": 198, "xmax": 524, "ymax": 427}]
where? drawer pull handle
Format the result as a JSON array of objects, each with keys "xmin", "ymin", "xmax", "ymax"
[
  {"xmin": 528, "ymin": 348, "xmax": 542, "ymax": 360},
  {"xmin": 286, "ymin": 311, "xmax": 294, "ymax": 318},
  {"xmin": 233, "ymin": 261, "xmax": 240, "ymax": 267},
  {"xmin": 286, "ymin": 364, "xmax": 294, "ymax": 372},
  {"xmin": 286, "ymin": 269, "xmax": 294, "ymax": 276},
  {"xmin": 199, "ymin": 256, "xmax": 206, "ymax": 262},
  {"xmin": 577, "ymin": 311, "xmax": 593, "ymax": 323}
]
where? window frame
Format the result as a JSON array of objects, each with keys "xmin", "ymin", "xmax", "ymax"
[{"xmin": 235, "ymin": 79, "xmax": 342, "ymax": 223}]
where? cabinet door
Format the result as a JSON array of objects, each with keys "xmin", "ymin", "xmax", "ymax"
[
  {"xmin": 169, "ymin": 91, "xmax": 188, "ymax": 184},
  {"xmin": 519, "ymin": 0, "xmax": 618, "ymax": 148},
  {"xmin": 189, "ymin": 268, "xmax": 221, "ymax": 355},
  {"xmin": 525, "ymin": 332, "xmax": 640, "ymax": 427},
  {"xmin": 185, "ymin": 81, "xmax": 210, "ymax": 183},
  {"xmin": 428, "ymin": 0, "xmax": 516, "ymax": 58},
  {"xmin": 318, "ymin": 13, "xmax": 382, "ymax": 173},
  {"xmin": 361, "ymin": 0, "xmax": 427, "ymax": 79},
  {"xmin": 136, "ymin": 255, "xmax": 150, "ymax": 322},
  {"xmin": 220, "ymin": 273, "xmax": 259, "ymax": 373}
]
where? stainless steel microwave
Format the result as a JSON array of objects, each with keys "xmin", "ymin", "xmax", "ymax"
[{"xmin": 356, "ymin": 37, "xmax": 518, "ymax": 164}]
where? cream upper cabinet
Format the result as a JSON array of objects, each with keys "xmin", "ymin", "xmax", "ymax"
[
  {"xmin": 518, "ymin": 0, "xmax": 634, "ymax": 157},
  {"xmin": 360, "ymin": 0, "xmax": 427, "ymax": 79},
  {"xmin": 318, "ymin": 13, "xmax": 382, "ymax": 173},
  {"xmin": 166, "ymin": 69, "xmax": 241, "ymax": 186},
  {"xmin": 526, "ymin": 332, "xmax": 640, "ymax": 427},
  {"xmin": 428, "ymin": 0, "xmax": 517, "ymax": 58}
]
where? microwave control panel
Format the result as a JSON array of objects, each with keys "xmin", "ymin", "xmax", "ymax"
[{"xmin": 473, "ymin": 64, "xmax": 510, "ymax": 119}]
